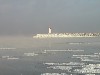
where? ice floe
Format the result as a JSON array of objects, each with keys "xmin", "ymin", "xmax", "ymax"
[
  {"xmin": 74, "ymin": 64, "xmax": 100, "ymax": 73},
  {"xmin": 41, "ymin": 73, "xmax": 69, "ymax": 75},
  {"xmin": 24, "ymin": 52, "xmax": 38, "ymax": 56},
  {"xmin": 44, "ymin": 49, "xmax": 84, "ymax": 52}
]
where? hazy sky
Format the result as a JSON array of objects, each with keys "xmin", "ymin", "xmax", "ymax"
[{"xmin": 0, "ymin": 0, "xmax": 100, "ymax": 35}]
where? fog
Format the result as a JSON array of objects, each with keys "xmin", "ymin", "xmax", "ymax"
[{"xmin": 0, "ymin": 0, "xmax": 100, "ymax": 36}]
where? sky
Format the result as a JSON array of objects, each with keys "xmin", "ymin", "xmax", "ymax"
[{"xmin": 0, "ymin": 0, "xmax": 100, "ymax": 35}]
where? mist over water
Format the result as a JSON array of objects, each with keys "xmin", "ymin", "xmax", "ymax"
[
  {"xmin": 0, "ymin": 36, "xmax": 100, "ymax": 75},
  {"xmin": 0, "ymin": 0, "xmax": 100, "ymax": 74}
]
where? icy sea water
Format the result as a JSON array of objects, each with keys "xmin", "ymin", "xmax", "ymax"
[{"xmin": 0, "ymin": 36, "xmax": 100, "ymax": 75}]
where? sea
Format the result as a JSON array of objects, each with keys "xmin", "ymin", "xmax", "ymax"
[{"xmin": 0, "ymin": 36, "xmax": 100, "ymax": 75}]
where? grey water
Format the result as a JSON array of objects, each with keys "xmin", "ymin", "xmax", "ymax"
[{"xmin": 0, "ymin": 36, "xmax": 100, "ymax": 75}]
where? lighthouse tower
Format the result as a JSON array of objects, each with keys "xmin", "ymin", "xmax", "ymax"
[{"xmin": 49, "ymin": 27, "xmax": 51, "ymax": 34}]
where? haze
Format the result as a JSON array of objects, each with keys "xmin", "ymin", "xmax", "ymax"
[{"xmin": 0, "ymin": 0, "xmax": 100, "ymax": 36}]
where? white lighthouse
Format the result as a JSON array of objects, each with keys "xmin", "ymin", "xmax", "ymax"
[{"xmin": 49, "ymin": 27, "xmax": 52, "ymax": 34}]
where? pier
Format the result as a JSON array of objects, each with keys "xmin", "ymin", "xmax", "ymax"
[{"xmin": 33, "ymin": 28, "xmax": 100, "ymax": 38}]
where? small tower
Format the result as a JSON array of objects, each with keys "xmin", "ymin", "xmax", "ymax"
[{"xmin": 49, "ymin": 27, "xmax": 51, "ymax": 34}]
